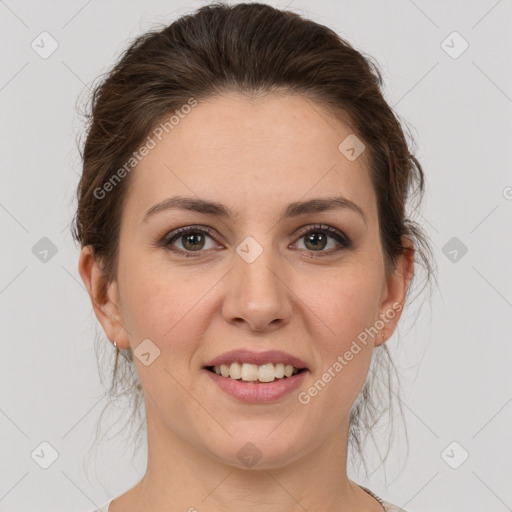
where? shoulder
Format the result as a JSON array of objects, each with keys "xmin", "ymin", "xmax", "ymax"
[
  {"xmin": 85, "ymin": 500, "xmax": 112, "ymax": 512},
  {"xmin": 358, "ymin": 484, "xmax": 413, "ymax": 512},
  {"xmin": 381, "ymin": 498, "xmax": 413, "ymax": 511}
]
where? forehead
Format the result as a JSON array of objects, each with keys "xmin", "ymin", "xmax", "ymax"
[{"xmin": 123, "ymin": 92, "xmax": 376, "ymax": 225}]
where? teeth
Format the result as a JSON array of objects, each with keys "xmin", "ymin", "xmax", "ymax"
[
  {"xmin": 212, "ymin": 362, "xmax": 300, "ymax": 382},
  {"xmin": 241, "ymin": 363, "xmax": 259, "ymax": 381},
  {"xmin": 229, "ymin": 362, "xmax": 241, "ymax": 379}
]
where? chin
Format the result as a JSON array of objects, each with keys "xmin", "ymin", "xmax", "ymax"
[{"xmin": 205, "ymin": 429, "xmax": 307, "ymax": 470}]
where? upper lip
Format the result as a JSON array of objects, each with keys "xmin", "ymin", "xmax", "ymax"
[{"xmin": 204, "ymin": 349, "xmax": 309, "ymax": 369}]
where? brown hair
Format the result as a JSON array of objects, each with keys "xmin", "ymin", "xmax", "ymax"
[{"xmin": 72, "ymin": 1, "xmax": 435, "ymax": 481}]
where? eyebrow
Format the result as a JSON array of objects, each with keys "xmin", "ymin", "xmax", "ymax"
[{"xmin": 142, "ymin": 195, "xmax": 367, "ymax": 225}]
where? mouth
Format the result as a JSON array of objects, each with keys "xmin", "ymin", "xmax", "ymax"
[
  {"xmin": 203, "ymin": 348, "xmax": 310, "ymax": 383},
  {"xmin": 203, "ymin": 362, "xmax": 309, "ymax": 402},
  {"xmin": 204, "ymin": 363, "xmax": 308, "ymax": 383}
]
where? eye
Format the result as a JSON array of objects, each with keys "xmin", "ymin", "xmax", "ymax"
[
  {"xmin": 292, "ymin": 224, "xmax": 351, "ymax": 256},
  {"xmin": 162, "ymin": 226, "xmax": 219, "ymax": 257},
  {"xmin": 159, "ymin": 223, "xmax": 351, "ymax": 258}
]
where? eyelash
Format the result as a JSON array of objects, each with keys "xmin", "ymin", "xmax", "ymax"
[{"xmin": 158, "ymin": 224, "xmax": 352, "ymax": 258}]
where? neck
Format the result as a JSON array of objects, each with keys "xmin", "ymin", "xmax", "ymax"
[{"xmin": 115, "ymin": 401, "xmax": 383, "ymax": 512}]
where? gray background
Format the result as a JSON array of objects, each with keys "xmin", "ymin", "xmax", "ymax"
[{"xmin": 1, "ymin": 1, "xmax": 511, "ymax": 511}]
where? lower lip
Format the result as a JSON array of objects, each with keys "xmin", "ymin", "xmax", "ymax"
[{"xmin": 203, "ymin": 368, "xmax": 308, "ymax": 403}]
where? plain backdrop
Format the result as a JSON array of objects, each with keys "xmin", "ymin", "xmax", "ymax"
[{"xmin": 1, "ymin": 1, "xmax": 511, "ymax": 511}]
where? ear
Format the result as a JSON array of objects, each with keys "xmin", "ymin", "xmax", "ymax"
[
  {"xmin": 374, "ymin": 236, "xmax": 415, "ymax": 347},
  {"xmin": 78, "ymin": 245, "xmax": 129, "ymax": 348}
]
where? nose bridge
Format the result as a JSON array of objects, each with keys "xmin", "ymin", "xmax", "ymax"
[
  {"xmin": 235, "ymin": 233, "xmax": 284, "ymax": 297},
  {"xmin": 222, "ymin": 233, "xmax": 291, "ymax": 330}
]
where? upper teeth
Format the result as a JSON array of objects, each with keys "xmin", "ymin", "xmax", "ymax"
[{"xmin": 212, "ymin": 362, "xmax": 300, "ymax": 382}]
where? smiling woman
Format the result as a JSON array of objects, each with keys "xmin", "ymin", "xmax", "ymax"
[{"xmin": 72, "ymin": 2, "xmax": 435, "ymax": 512}]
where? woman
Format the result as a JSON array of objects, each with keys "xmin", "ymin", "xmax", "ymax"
[{"xmin": 74, "ymin": 2, "xmax": 434, "ymax": 511}]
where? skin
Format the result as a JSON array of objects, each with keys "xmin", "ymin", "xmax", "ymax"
[{"xmin": 79, "ymin": 91, "xmax": 414, "ymax": 512}]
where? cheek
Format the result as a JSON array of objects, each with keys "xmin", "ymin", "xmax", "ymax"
[
  {"xmin": 302, "ymin": 265, "xmax": 383, "ymax": 346},
  {"xmin": 296, "ymin": 266, "xmax": 382, "ymax": 401},
  {"xmin": 118, "ymin": 267, "xmax": 209, "ymax": 407},
  {"xmin": 119, "ymin": 260, "xmax": 214, "ymax": 353}
]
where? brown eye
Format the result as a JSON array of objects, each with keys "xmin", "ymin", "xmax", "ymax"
[
  {"xmin": 178, "ymin": 231, "xmax": 207, "ymax": 251},
  {"xmin": 163, "ymin": 226, "xmax": 218, "ymax": 257},
  {"xmin": 159, "ymin": 224, "xmax": 351, "ymax": 258},
  {"xmin": 303, "ymin": 231, "xmax": 328, "ymax": 251},
  {"xmin": 294, "ymin": 224, "xmax": 351, "ymax": 255}
]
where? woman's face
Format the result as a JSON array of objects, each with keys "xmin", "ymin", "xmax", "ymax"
[{"xmin": 82, "ymin": 92, "xmax": 412, "ymax": 469}]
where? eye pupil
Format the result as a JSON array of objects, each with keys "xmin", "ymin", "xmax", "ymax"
[
  {"xmin": 164, "ymin": 225, "xmax": 347, "ymax": 257},
  {"xmin": 183, "ymin": 232, "xmax": 204, "ymax": 250},
  {"xmin": 305, "ymin": 231, "xmax": 327, "ymax": 251}
]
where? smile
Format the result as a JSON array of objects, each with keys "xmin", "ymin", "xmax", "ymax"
[
  {"xmin": 207, "ymin": 362, "xmax": 304, "ymax": 383},
  {"xmin": 203, "ymin": 365, "xmax": 308, "ymax": 403}
]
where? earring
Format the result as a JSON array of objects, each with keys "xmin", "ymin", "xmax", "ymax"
[{"xmin": 113, "ymin": 339, "xmax": 117, "ymax": 349}]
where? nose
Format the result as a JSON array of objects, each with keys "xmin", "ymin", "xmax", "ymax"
[{"xmin": 221, "ymin": 240, "xmax": 292, "ymax": 332}]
